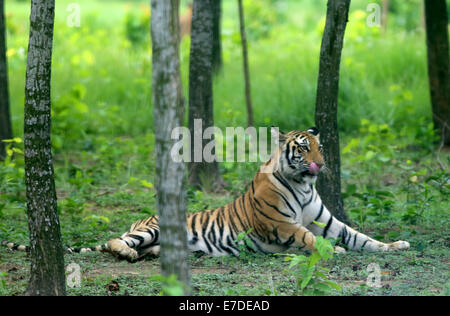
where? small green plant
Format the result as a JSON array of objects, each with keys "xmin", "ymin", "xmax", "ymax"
[
  {"xmin": 0, "ymin": 272, "xmax": 7, "ymax": 296},
  {"xmin": 346, "ymin": 186, "xmax": 396, "ymax": 228},
  {"xmin": 235, "ymin": 228, "xmax": 255, "ymax": 260},
  {"xmin": 343, "ymin": 120, "xmax": 399, "ymax": 168},
  {"xmin": 401, "ymin": 169, "xmax": 448, "ymax": 224},
  {"xmin": 280, "ymin": 236, "xmax": 341, "ymax": 296},
  {"xmin": 82, "ymin": 215, "xmax": 110, "ymax": 231},
  {"xmin": 149, "ymin": 274, "xmax": 187, "ymax": 296},
  {"xmin": 0, "ymin": 138, "xmax": 25, "ymax": 201},
  {"xmin": 52, "ymin": 84, "xmax": 90, "ymax": 151},
  {"xmin": 60, "ymin": 197, "xmax": 85, "ymax": 220}
]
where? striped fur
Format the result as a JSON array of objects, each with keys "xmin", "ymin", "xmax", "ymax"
[{"xmin": 3, "ymin": 127, "xmax": 409, "ymax": 261}]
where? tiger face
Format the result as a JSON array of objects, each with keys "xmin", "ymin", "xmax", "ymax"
[{"xmin": 272, "ymin": 127, "xmax": 325, "ymax": 183}]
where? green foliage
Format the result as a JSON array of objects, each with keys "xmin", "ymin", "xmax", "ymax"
[
  {"xmin": 52, "ymin": 84, "xmax": 90, "ymax": 151},
  {"xmin": 342, "ymin": 118, "xmax": 448, "ymax": 227},
  {"xmin": 401, "ymin": 170, "xmax": 449, "ymax": 225},
  {"xmin": 0, "ymin": 272, "xmax": 7, "ymax": 296},
  {"xmin": 343, "ymin": 119, "xmax": 399, "ymax": 166},
  {"xmin": 388, "ymin": 0, "xmax": 423, "ymax": 32},
  {"xmin": 124, "ymin": 5, "xmax": 150, "ymax": 47},
  {"xmin": 149, "ymin": 274, "xmax": 187, "ymax": 296},
  {"xmin": 345, "ymin": 186, "xmax": 395, "ymax": 228},
  {"xmin": 235, "ymin": 228, "xmax": 256, "ymax": 260},
  {"xmin": 280, "ymin": 237, "xmax": 341, "ymax": 296},
  {"xmin": 59, "ymin": 197, "xmax": 85, "ymax": 220},
  {"xmin": 0, "ymin": 138, "xmax": 25, "ymax": 203},
  {"xmin": 242, "ymin": 0, "xmax": 285, "ymax": 41},
  {"xmin": 82, "ymin": 215, "xmax": 110, "ymax": 231}
]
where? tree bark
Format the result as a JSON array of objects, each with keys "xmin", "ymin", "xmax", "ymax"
[
  {"xmin": 188, "ymin": 0, "xmax": 224, "ymax": 192},
  {"xmin": 24, "ymin": 0, "xmax": 66, "ymax": 296},
  {"xmin": 238, "ymin": 0, "xmax": 254, "ymax": 127},
  {"xmin": 314, "ymin": 0, "xmax": 351, "ymax": 224},
  {"xmin": 0, "ymin": 0, "xmax": 12, "ymax": 160},
  {"xmin": 212, "ymin": 0, "xmax": 222, "ymax": 74},
  {"xmin": 424, "ymin": 0, "xmax": 450, "ymax": 146},
  {"xmin": 151, "ymin": 0, "xmax": 191, "ymax": 294}
]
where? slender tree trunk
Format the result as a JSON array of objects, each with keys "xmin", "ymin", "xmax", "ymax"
[
  {"xmin": 314, "ymin": 0, "xmax": 350, "ymax": 224},
  {"xmin": 381, "ymin": 0, "xmax": 389, "ymax": 33},
  {"xmin": 150, "ymin": 0, "xmax": 191, "ymax": 294},
  {"xmin": 424, "ymin": 0, "xmax": 450, "ymax": 146},
  {"xmin": 24, "ymin": 0, "xmax": 65, "ymax": 296},
  {"xmin": 238, "ymin": 0, "xmax": 254, "ymax": 127},
  {"xmin": 212, "ymin": 0, "xmax": 222, "ymax": 74},
  {"xmin": 0, "ymin": 0, "xmax": 12, "ymax": 160},
  {"xmin": 188, "ymin": 0, "xmax": 224, "ymax": 192}
]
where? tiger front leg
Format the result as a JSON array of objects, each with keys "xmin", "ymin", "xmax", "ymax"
[{"xmin": 276, "ymin": 224, "xmax": 316, "ymax": 251}]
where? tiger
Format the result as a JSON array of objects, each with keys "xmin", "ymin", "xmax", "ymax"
[{"xmin": 3, "ymin": 127, "xmax": 410, "ymax": 261}]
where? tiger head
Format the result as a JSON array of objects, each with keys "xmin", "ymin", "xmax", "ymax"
[{"xmin": 270, "ymin": 127, "xmax": 325, "ymax": 183}]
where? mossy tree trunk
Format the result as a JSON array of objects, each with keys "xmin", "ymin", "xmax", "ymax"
[
  {"xmin": 24, "ymin": 0, "xmax": 66, "ymax": 296},
  {"xmin": 150, "ymin": 0, "xmax": 191, "ymax": 294},
  {"xmin": 424, "ymin": 0, "xmax": 449, "ymax": 146},
  {"xmin": 314, "ymin": 0, "xmax": 351, "ymax": 224},
  {"xmin": 188, "ymin": 0, "xmax": 224, "ymax": 192},
  {"xmin": 0, "ymin": 0, "xmax": 12, "ymax": 160}
]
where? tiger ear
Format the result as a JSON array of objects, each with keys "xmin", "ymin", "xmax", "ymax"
[
  {"xmin": 271, "ymin": 126, "xmax": 287, "ymax": 145},
  {"xmin": 307, "ymin": 127, "xmax": 320, "ymax": 138}
]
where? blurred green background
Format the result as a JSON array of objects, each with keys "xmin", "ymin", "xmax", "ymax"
[{"xmin": 5, "ymin": 0, "xmax": 438, "ymax": 146}]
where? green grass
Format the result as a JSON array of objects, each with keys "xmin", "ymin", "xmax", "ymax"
[{"xmin": 1, "ymin": 0, "xmax": 449, "ymax": 296}]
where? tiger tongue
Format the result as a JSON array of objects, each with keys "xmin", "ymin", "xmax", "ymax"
[{"xmin": 309, "ymin": 162, "xmax": 320, "ymax": 175}]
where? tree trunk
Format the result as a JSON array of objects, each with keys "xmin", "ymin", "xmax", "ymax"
[
  {"xmin": 24, "ymin": 0, "xmax": 66, "ymax": 296},
  {"xmin": 381, "ymin": 0, "xmax": 389, "ymax": 33},
  {"xmin": 424, "ymin": 0, "xmax": 450, "ymax": 146},
  {"xmin": 0, "ymin": 0, "xmax": 12, "ymax": 160},
  {"xmin": 150, "ymin": 0, "xmax": 191, "ymax": 294},
  {"xmin": 238, "ymin": 0, "xmax": 254, "ymax": 127},
  {"xmin": 212, "ymin": 0, "xmax": 222, "ymax": 74},
  {"xmin": 314, "ymin": 0, "xmax": 351, "ymax": 224},
  {"xmin": 188, "ymin": 0, "xmax": 224, "ymax": 192}
]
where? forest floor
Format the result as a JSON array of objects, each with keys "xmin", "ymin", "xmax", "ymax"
[{"xmin": 0, "ymin": 222, "xmax": 449, "ymax": 296}]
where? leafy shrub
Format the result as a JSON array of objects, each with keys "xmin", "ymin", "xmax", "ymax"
[
  {"xmin": 280, "ymin": 236, "xmax": 341, "ymax": 296},
  {"xmin": 343, "ymin": 119, "xmax": 399, "ymax": 167},
  {"xmin": 235, "ymin": 228, "xmax": 256, "ymax": 260},
  {"xmin": 345, "ymin": 185, "xmax": 395, "ymax": 228},
  {"xmin": 59, "ymin": 197, "xmax": 85, "ymax": 220},
  {"xmin": 52, "ymin": 84, "xmax": 90, "ymax": 151},
  {"xmin": 149, "ymin": 274, "xmax": 187, "ymax": 296},
  {"xmin": 0, "ymin": 139, "xmax": 25, "ymax": 199},
  {"xmin": 401, "ymin": 170, "xmax": 449, "ymax": 224}
]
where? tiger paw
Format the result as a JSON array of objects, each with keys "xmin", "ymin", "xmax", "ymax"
[
  {"xmin": 117, "ymin": 247, "xmax": 138, "ymax": 261},
  {"xmin": 388, "ymin": 240, "xmax": 410, "ymax": 251},
  {"xmin": 334, "ymin": 246, "xmax": 346, "ymax": 254},
  {"xmin": 107, "ymin": 239, "xmax": 138, "ymax": 260}
]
